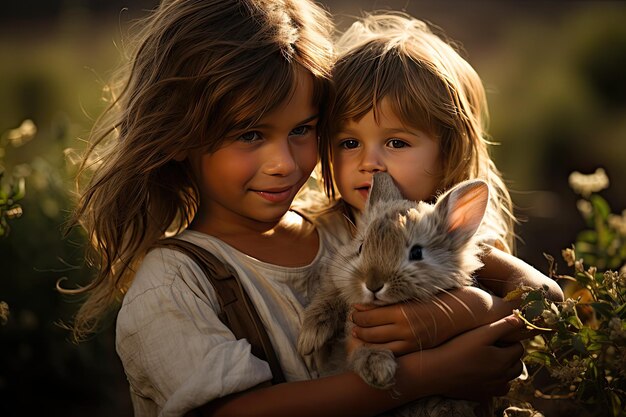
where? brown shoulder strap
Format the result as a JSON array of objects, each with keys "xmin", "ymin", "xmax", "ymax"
[{"xmin": 154, "ymin": 237, "xmax": 286, "ymax": 385}]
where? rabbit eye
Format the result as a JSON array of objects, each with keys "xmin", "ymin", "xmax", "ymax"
[
  {"xmin": 358, "ymin": 243, "xmax": 363, "ymax": 255},
  {"xmin": 409, "ymin": 245, "xmax": 423, "ymax": 261}
]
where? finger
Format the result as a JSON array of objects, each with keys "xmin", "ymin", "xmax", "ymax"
[
  {"xmin": 352, "ymin": 323, "xmax": 409, "ymax": 344},
  {"xmin": 474, "ymin": 314, "xmax": 523, "ymax": 345},
  {"xmin": 352, "ymin": 340, "xmax": 415, "ymax": 356},
  {"xmin": 494, "ymin": 342, "xmax": 525, "ymax": 380},
  {"xmin": 351, "ymin": 305, "xmax": 401, "ymax": 327},
  {"xmin": 353, "ymin": 303, "xmax": 376, "ymax": 312},
  {"xmin": 506, "ymin": 359, "xmax": 525, "ymax": 381},
  {"xmin": 498, "ymin": 327, "xmax": 550, "ymax": 344},
  {"xmin": 504, "ymin": 342, "xmax": 525, "ymax": 367}
]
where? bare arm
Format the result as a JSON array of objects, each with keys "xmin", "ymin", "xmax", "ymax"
[
  {"xmin": 351, "ymin": 286, "xmax": 510, "ymax": 353},
  {"xmin": 193, "ymin": 316, "xmax": 525, "ymax": 417},
  {"xmin": 477, "ymin": 245, "xmax": 564, "ymax": 306},
  {"xmin": 351, "ymin": 247, "xmax": 563, "ymax": 354}
]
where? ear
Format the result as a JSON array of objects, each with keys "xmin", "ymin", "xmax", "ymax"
[
  {"xmin": 366, "ymin": 172, "xmax": 404, "ymax": 210},
  {"xmin": 435, "ymin": 179, "xmax": 489, "ymax": 242}
]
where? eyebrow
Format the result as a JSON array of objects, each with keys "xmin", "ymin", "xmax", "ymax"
[
  {"xmin": 298, "ymin": 114, "xmax": 319, "ymax": 125},
  {"xmin": 254, "ymin": 114, "xmax": 319, "ymax": 129},
  {"xmin": 337, "ymin": 126, "xmax": 421, "ymax": 137}
]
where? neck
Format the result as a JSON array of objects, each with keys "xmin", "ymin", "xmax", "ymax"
[
  {"xmin": 190, "ymin": 210, "xmax": 284, "ymax": 239},
  {"xmin": 189, "ymin": 209, "xmax": 318, "ymax": 267}
]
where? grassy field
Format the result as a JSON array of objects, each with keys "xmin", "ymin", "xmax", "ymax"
[{"xmin": 1, "ymin": 1, "xmax": 625, "ymax": 415}]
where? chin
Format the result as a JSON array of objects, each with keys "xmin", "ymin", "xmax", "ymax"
[{"xmin": 259, "ymin": 209, "xmax": 292, "ymax": 224}]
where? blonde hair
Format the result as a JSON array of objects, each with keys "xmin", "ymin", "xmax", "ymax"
[
  {"xmin": 63, "ymin": 0, "xmax": 334, "ymax": 341},
  {"xmin": 320, "ymin": 12, "xmax": 515, "ymax": 252}
]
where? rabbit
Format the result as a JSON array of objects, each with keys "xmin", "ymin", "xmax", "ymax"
[{"xmin": 298, "ymin": 171, "xmax": 490, "ymax": 417}]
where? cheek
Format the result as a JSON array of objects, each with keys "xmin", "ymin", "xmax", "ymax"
[
  {"xmin": 202, "ymin": 148, "xmax": 257, "ymax": 189},
  {"xmin": 303, "ymin": 140, "xmax": 319, "ymax": 172},
  {"xmin": 331, "ymin": 156, "xmax": 351, "ymax": 191},
  {"xmin": 394, "ymin": 159, "xmax": 443, "ymax": 202}
]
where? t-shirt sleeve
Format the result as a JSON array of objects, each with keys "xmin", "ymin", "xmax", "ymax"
[{"xmin": 115, "ymin": 249, "xmax": 273, "ymax": 417}]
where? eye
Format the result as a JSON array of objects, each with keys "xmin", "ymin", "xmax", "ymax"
[
  {"xmin": 358, "ymin": 243, "xmax": 363, "ymax": 255},
  {"xmin": 290, "ymin": 125, "xmax": 312, "ymax": 136},
  {"xmin": 238, "ymin": 131, "xmax": 261, "ymax": 143},
  {"xmin": 387, "ymin": 138, "xmax": 409, "ymax": 149},
  {"xmin": 339, "ymin": 139, "xmax": 359, "ymax": 150},
  {"xmin": 409, "ymin": 245, "xmax": 423, "ymax": 261}
]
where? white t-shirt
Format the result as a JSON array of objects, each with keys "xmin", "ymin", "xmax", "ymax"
[{"xmin": 115, "ymin": 209, "xmax": 350, "ymax": 417}]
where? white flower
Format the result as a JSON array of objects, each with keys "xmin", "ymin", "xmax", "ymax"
[
  {"xmin": 0, "ymin": 301, "xmax": 9, "ymax": 325},
  {"xmin": 561, "ymin": 298, "xmax": 577, "ymax": 315},
  {"xmin": 541, "ymin": 309, "xmax": 559, "ymax": 326},
  {"xmin": 549, "ymin": 358, "xmax": 585, "ymax": 383},
  {"xmin": 562, "ymin": 247, "xmax": 576, "ymax": 267},
  {"xmin": 7, "ymin": 119, "xmax": 37, "ymax": 147},
  {"xmin": 575, "ymin": 259, "xmax": 584, "ymax": 273},
  {"xmin": 608, "ymin": 210, "xmax": 626, "ymax": 236},
  {"xmin": 568, "ymin": 168, "xmax": 609, "ymax": 197}
]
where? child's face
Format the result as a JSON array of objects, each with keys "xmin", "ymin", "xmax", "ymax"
[
  {"xmin": 190, "ymin": 70, "xmax": 319, "ymax": 226},
  {"xmin": 332, "ymin": 98, "xmax": 443, "ymax": 213}
]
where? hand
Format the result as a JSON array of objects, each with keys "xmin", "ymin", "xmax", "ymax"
[
  {"xmin": 431, "ymin": 314, "xmax": 525, "ymax": 401},
  {"xmin": 345, "ymin": 330, "xmax": 365, "ymax": 357},
  {"xmin": 349, "ymin": 302, "xmax": 441, "ymax": 355},
  {"xmin": 350, "ymin": 287, "xmax": 507, "ymax": 355}
]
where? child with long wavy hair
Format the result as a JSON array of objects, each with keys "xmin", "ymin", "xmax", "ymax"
[
  {"xmin": 64, "ymin": 2, "xmax": 532, "ymax": 416},
  {"xmin": 318, "ymin": 11, "xmax": 563, "ymax": 376}
]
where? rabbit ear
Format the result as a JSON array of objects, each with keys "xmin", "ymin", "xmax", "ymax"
[
  {"xmin": 435, "ymin": 179, "xmax": 489, "ymax": 243},
  {"xmin": 366, "ymin": 172, "xmax": 404, "ymax": 209}
]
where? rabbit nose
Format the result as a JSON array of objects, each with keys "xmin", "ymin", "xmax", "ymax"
[{"xmin": 366, "ymin": 282, "xmax": 384, "ymax": 294}]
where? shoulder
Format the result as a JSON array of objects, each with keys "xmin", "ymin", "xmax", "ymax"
[
  {"xmin": 122, "ymin": 246, "xmax": 203, "ymax": 302},
  {"xmin": 116, "ymin": 244, "xmax": 225, "ymax": 347},
  {"xmin": 119, "ymin": 245, "xmax": 223, "ymax": 326},
  {"xmin": 305, "ymin": 200, "xmax": 355, "ymax": 246}
]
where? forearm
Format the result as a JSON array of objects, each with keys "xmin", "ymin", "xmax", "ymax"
[
  {"xmin": 426, "ymin": 286, "xmax": 513, "ymax": 345},
  {"xmin": 196, "ymin": 353, "xmax": 441, "ymax": 417},
  {"xmin": 350, "ymin": 286, "xmax": 513, "ymax": 352},
  {"xmin": 477, "ymin": 246, "xmax": 564, "ymax": 306},
  {"xmin": 197, "ymin": 315, "xmax": 526, "ymax": 416}
]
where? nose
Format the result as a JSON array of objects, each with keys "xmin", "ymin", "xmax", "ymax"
[
  {"xmin": 366, "ymin": 281, "xmax": 384, "ymax": 294},
  {"xmin": 264, "ymin": 138, "xmax": 297, "ymax": 176},
  {"xmin": 359, "ymin": 147, "xmax": 386, "ymax": 173}
]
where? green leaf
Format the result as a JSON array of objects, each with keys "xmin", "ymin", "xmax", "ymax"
[
  {"xmin": 591, "ymin": 194, "xmax": 611, "ymax": 221},
  {"xmin": 597, "ymin": 226, "xmax": 615, "ymax": 251},
  {"xmin": 572, "ymin": 334, "xmax": 588, "ymax": 355},
  {"xmin": 524, "ymin": 300, "xmax": 546, "ymax": 320},
  {"xmin": 13, "ymin": 177, "xmax": 25, "ymax": 200},
  {"xmin": 591, "ymin": 302, "xmax": 615, "ymax": 319},
  {"xmin": 615, "ymin": 302, "xmax": 626, "ymax": 318},
  {"xmin": 566, "ymin": 314, "xmax": 584, "ymax": 330},
  {"xmin": 525, "ymin": 350, "xmax": 553, "ymax": 366},
  {"xmin": 575, "ymin": 271, "xmax": 593, "ymax": 287},
  {"xmin": 523, "ymin": 290, "xmax": 545, "ymax": 303},
  {"xmin": 610, "ymin": 391, "xmax": 622, "ymax": 417},
  {"xmin": 577, "ymin": 230, "xmax": 598, "ymax": 245}
]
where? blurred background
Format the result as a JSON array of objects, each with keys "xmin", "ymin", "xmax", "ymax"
[{"xmin": 1, "ymin": 0, "xmax": 625, "ymax": 415}]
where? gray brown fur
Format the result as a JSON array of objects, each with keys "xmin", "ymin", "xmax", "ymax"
[{"xmin": 298, "ymin": 172, "xmax": 490, "ymax": 416}]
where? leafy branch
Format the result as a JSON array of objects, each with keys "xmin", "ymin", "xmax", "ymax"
[{"xmin": 510, "ymin": 169, "xmax": 626, "ymax": 417}]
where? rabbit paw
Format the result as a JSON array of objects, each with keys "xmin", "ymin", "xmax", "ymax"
[
  {"xmin": 297, "ymin": 321, "xmax": 335, "ymax": 356},
  {"xmin": 350, "ymin": 347, "xmax": 396, "ymax": 390}
]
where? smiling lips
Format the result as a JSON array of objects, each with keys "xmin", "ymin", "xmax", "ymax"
[{"xmin": 254, "ymin": 185, "xmax": 295, "ymax": 203}]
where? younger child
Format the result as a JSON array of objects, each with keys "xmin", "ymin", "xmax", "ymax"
[
  {"xmin": 65, "ymin": 2, "xmax": 530, "ymax": 416},
  {"xmin": 318, "ymin": 12, "xmax": 563, "ymax": 354}
]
